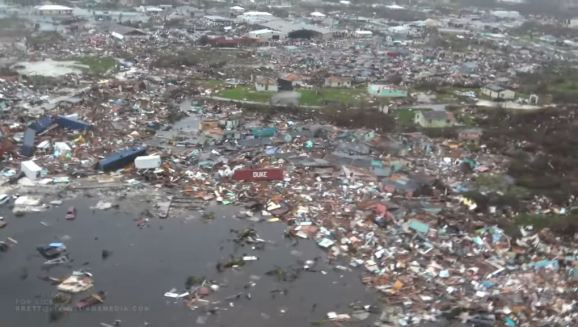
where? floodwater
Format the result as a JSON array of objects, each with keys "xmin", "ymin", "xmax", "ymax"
[
  {"xmin": 152, "ymin": 115, "xmax": 201, "ymax": 149},
  {"xmin": 0, "ymin": 198, "xmax": 376, "ymax": 327},
  {"xmin": 151, "ymin": 99, "xmax": 201, "ymax": 148},
  {"xmin": 12, "ymin": 59, "xmax": 88, "ymax": 77}
]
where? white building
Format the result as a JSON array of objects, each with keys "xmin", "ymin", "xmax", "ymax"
[
  {"xmin": 240, "ymin": 11, "xmax": 273, "ymax": 21},
  {"xmin": 35, "ymin": 4, "xmax": 73, "ymax": 16},
  {"xmin": 310, "ymin": 11, "xmax": 326, "ymax": 21},
  {"xmin": 481, "ymin": 84, "xmax": 516, "ymax": 100},
  {"xmin": 248, "ymin": 29, "xmax": 281, "ymax": 40},
  {"xmin": 230, "ymin": 6, "xmax": 245, "ymax": 15},
  {"xmin": 491, "ymin": 10, "xmax": 522, "ymax": 20},
  {"xmin": 386, "ymin": 4, "xmax": 405, "ymax": 10},
  {"xmin": 354, "ymin": 30, "xmax": 373, "ymax": 37},
  {"xmin": 324, "ymin": 76, "xmax": 352, "ymax": 88},
  {"xmin": 136, "ymin": 6, "xmax": 164, "ymax": 13},
  {"xmin": 255, "ymin": 76, "xmax": 278, "ymax": 92}
]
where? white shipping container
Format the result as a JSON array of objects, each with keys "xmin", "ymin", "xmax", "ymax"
[
  {"xmin": 21, "ymin": 160, "xmax": 42, "ymax": 180},
  {"xmin": 134, "ymin": 155, "xmax": 161, "ymax": 169}
]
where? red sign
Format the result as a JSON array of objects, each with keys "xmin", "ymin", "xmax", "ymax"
[{"xmin": 232, "ymin": 168, "xmax": 284, "ymax": 181}]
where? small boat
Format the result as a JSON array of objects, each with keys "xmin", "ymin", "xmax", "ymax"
[
  {"xmin": 43, "ymin": 255, "xmax": 70, "ymax": 266},
  {"xmin": 0, "ymin": 194, "xmax": 9, "ymax": 206},
  {"xmin": 47, "ymin": 276, "xmax": 64, "ymax": 285},
  {"xmin": 0, "ymin": 237, "xmax": 17, "ymax": 252},
  {"xmin": 52, "ymin": 292, "xmax": 72, "ymax": 305},
  {"xmin": 65, "ymin": 207, "xmax": 77, "ymax": 220},
  {"xmin": 75, "ymin": 291, "xmax": 105, "ymax": 310},
  {"xmin": 37, "ymin": 243, "xmax": 67, "ymax": 259}
]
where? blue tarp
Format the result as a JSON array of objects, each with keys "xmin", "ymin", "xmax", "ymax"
[
  {"xmin": 504, "ymin": 317, "xmax": 516, "ymax": 327},
  {"xmin": 29, "ymin": 116, "xmax": 55, "ymax": 134},
  {"xmin": 373, "ymin": 167, "xmax": 391, "ymax": 177},
  {"xmin": 240, "ymin": 138, "xmax": 272, "ymax": 147},
  {"xmin": 408, "ymin": 219, "xmax": 429, "ymax": 234},
  {"xmin": 371, "ymin": 160, "xmax": 384, "ymax": 168},
  {"xmin": 251, "ymin": 127, "xmax": 276, "ymax": 138},
  {"xmin": 96, "ymin": 147, "xmax": 146, "ymax": 171},
  {"xmin": 480, "ymin": 281, "xmax": 496, "ymax": 289},
  {"xmin": 265, "ymin": 146, "xmax": 278, "ymax": 155},
  {"xmin": 529, "ymin": 259, "xmax": 559, "ymax": 271},
  {"xmin": 56, "ymin": 116, "xmax": 92, "ymax": 131},
  {"xmin": 20, "ymin": 128, "xmax": 36, "ymax": 157}
]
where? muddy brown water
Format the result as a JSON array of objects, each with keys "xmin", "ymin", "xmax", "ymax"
[{"xmin": 0, "ymin": 198, "xmax": 376, "ymax": 327}]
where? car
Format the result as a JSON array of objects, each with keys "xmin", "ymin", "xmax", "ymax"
[{"xmin": 65, "ymin": 207, "xmax": 77, "ymax": 220}]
